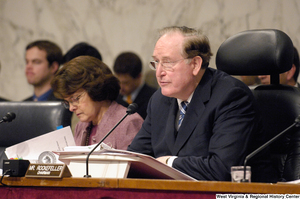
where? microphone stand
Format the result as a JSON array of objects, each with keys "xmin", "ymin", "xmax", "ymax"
[
  {"xmin": 84, "ymin": 103, "xmax": 138, "ymax": 178},
  {"xmin": 241, "ymin": 115, "xmax": 300, "ymax": 182}
]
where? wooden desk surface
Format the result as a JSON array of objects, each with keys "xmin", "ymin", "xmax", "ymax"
[{"xmin": 2, "ymin": 177, "xmax": 300, "ymax": 194}]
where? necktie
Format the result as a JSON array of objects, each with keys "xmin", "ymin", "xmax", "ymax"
[
  {"xmin": 178, "ymin": 101, "xmax": 188, "ymax": 128},
  {"xmin": 126, "ymin": 95, "xmax": 132, "ymax": 104}
]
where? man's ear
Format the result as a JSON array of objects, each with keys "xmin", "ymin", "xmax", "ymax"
[
  {"xmin": 50, "ymin": 62, "xmax": 59, "ymax": 74},
  {"xmin": 191, "ymin": 56, "xmax": 202, "ymax": 76},
  {"xmin": 286, "ymin": 64, "xmax": 296, "ymax": 81}
]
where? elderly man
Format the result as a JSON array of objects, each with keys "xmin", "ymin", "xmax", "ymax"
[{"xmin": 128, "ymin": 26, "xmax": 275, "ymax": 182}]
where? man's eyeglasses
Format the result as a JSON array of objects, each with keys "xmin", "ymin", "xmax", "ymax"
[
  {"xmin": 149, "ymin": 58, "xmax": 188, "ymax": 71},
  {"xmin": 62, "ymin": 91, "xmax": 85, "ymax": 109}
]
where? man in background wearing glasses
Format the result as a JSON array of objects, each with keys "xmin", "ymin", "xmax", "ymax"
[{"xmin": 128, "ymin": 26, "xmax": 275, "ymax": 182}]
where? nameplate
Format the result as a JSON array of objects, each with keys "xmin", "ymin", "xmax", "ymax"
[{"xmin": 25, "ymin": 164, "xmax": 72, "ymax": 178}]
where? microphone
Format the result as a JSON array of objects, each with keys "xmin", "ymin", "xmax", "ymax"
[
  {"xmin": 241, "ymin": 115, "xmax": 300, "ymax": 182},
  {"xmin": 84, "ymin": 103, "xmax": 138, "ymax": 178},
  {"xmin": 0, "ymin": 112, "xmax": 16, "ymax": 124}
]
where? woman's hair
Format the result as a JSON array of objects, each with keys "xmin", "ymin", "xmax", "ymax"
[{"xmin": 51, "ymin": 55, "xmax": 120, "ymax": 102}]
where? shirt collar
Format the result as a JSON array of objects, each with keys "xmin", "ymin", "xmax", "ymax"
[
  {"xmin": 123, "ymin": 82, "xmax": 144, "ymax": 102},
  {"xmin": 177, "ymin": 92, "xmax": 194, "ymax": 107},
  {"xmin": 33, "ymin": 89, "xmax": 53, "ymax": 101}
]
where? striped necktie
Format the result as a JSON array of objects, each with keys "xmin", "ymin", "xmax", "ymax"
[{"xmin": 178, "ymin": 101, "xmax": 188, "ymax": 128}]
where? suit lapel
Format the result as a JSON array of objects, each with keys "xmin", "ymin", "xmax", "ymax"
[
  {"xmin": 132, "ymin": 84, "xmax": 145, "ymax": 105},
  {"xmin": 173, "ymin": 99, "xmax": 205, "ymax": 155},
  {"xmin": 164, "ymin": 99, "xmax": 178, "ymax": 153},
  {"xmin": 173, "ymin": 69, "xmax": 212, "ymax": 155}
]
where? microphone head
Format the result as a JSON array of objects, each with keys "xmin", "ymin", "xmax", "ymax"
[
  {"xmin": 295, "ymin": 115, "xmax": 300, "ymax": 127},
  {"xmin": 2, "ymin": 112, "xmax": 16, "ymax": 122},
  {"xmin": 126, "ymin": 103, "xmax": 138, "ymax": 115}
]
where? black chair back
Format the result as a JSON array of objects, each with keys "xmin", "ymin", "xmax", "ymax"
[
  {"xmin": 0, "ymin": 101, "xmax": 72, "ymax": 167},
  {"xmin": 216, "ymin": 29, "xmax": 300, "ymax": 181}
]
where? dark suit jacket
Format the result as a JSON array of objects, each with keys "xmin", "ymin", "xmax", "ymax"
[
  {"xmin": 116, "ymin": 83, "xmax": 157, "ymax": 119},
  {"xmin": 128, "ymin": 68, "xmax": 275, "ymax": 182}
]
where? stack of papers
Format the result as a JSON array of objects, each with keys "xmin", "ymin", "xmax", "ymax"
[{"xmin": 5, "ymin": 126, "xmax": 75, "ymax": 163}]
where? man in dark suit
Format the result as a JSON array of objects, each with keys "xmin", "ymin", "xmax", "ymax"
[
  {"xmin": 23, "ymin": 40, "xmax": 62, "ymax": 101},
  {"xmin": 113, "ymin": 52, "xmax": 157, "ymax": 119},
  {"xmin": 128, "ymin": 26, "xmax": 275, "ymax": 182}
]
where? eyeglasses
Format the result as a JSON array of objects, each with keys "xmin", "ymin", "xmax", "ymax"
[
  {"xmin": 62, "ymin": 91, "xmax": 86, "ymax": 109},
  {"xmin": 149, "ymin": 58, "xmax": 188, "ymax": 71}
]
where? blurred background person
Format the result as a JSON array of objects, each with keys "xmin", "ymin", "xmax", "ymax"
[
  {"xmin": 113, "ymin": 52, "xmax": 157, "ymax": 119},
  {"xmin": 240, "ymin": 75, "xmax": 261, "ymax": 89},
  {"xmin": 258, "ymin": 46, "xmax": 300, "ymax": 87},
  {"xmin": 24, "ymin": 40, "xmax": 62, "ymax": 101},
  {"xmin": 62, "ymin": 42, "xmax": 102, "ymax": 64},
  {"xmin": 51, "ymin": 55, "xmax": 143, "ymax": 149},
  {"xmin": 0, "ymin": 61, "xmax": 9, "ymax": 101}
]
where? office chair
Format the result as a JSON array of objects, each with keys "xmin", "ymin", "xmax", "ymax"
[
  {"xmin": 216, "ymin": 29, "xmax": 300, "ymax": 181},
  {"xmin": 0, "ymin": 101, "xmax": 72, "ymax": 167}
]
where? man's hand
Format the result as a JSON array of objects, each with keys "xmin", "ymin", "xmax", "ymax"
[{"xmin": 156, "ymin": 156, "xmax": 172, "ymax": 164}]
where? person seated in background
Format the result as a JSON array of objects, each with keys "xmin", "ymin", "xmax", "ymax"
[
  {"xmin": 51, "ymin": 56, "xmax": 144, "ymax": 150},
  {"xmin": 128, "ymin": 26, "xmax": 275, "ymax": 182},
  {"xmin": 24, "ymin": 40, "xmax": 62, "ymax": 101},
  {"xmin": 113, "ymin": 52, "xmax": 157, "ymax": 119},
  {"xmin": 62, "ymin": 42, "xmax": 102, "ymax": 64},
  {"xmin": 258, "ymin": 46, "xmax": 300, "ymax": 87},
  {"xmin": 0, "ymin": 62, "xmax": 9, "ymax": 101},
  {"xmin": 240, "ymin": 75, "xmax": 261, "ymax": 89}
]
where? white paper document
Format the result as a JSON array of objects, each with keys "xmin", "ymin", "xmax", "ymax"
[{"xmin": 5, "ymin": 126, "xmax": 75, "ymax": 163}]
